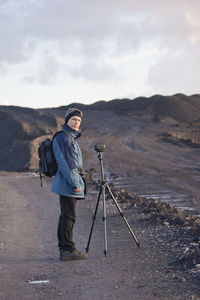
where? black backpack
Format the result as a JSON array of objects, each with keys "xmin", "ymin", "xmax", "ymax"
[{"xmin": 38, "ymin": 131, "xmax": 71, "ymax": 186}]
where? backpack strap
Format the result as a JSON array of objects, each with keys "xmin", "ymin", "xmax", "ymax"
[{"xmin": 52, "ymin": 130, "xmax": 73, "ymax": 146}]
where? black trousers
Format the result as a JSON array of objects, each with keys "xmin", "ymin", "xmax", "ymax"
[{"xmin": 57, "ymin": 195, "xmax": 77, "ymax": 252}]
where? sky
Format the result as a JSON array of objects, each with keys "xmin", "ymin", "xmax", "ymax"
[{"xmin": 0, "ymin": 0, "xmax": 200, "ymax": 108}]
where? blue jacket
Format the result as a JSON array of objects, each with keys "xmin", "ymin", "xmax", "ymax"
[{"xmin": 51, "ymin": 123, "xmax": 85, "ymax": 198}]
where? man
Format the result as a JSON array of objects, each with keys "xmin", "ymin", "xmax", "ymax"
[{"xmin": 51, "ymin": 108, "xmax": 88, "ymax": 261}]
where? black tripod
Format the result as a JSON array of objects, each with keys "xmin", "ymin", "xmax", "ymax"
[{"xmin": 86, "ymin": 146, "xmax": 141, "ymax": 257}]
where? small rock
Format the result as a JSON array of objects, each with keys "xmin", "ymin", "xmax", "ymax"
[
  {"xmin": 183, "ymin": 247, "xmax": 190, "ymax": 254},
  {"xmin": 195, "ymin": 264, "xmax": 200, "ymax": 269},
  {"xmin": 182, "ymin": 277, "xmax": 186, "ymax": 282},
  {"xmin": 163, "ymin": 221, "xmax": 169, "ymax": 226}
]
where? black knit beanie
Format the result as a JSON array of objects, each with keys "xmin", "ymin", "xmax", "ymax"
[{"xmin": 65, "ymin": 108, "xmax": 83, "ymax": 124}]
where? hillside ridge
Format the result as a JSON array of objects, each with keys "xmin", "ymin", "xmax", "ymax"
[{"xmin": 1, "ymin": 93, "xmax": 200, "ymax": 172}]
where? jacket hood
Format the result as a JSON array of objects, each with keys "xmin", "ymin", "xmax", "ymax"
[{"xmin": 62, "ymin": 123, "xmax": 81, "ymax": 139}]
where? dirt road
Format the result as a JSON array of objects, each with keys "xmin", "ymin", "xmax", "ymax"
[{"xmin": 0, "ymin": 172, "xmax": 199, "ymax": 300}]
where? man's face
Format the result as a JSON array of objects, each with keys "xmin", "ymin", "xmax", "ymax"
[{"xmin": 67, "ymin": 116, "xmax": 81, "ymax": 131}]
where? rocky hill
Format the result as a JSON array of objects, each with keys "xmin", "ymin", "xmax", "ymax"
[
  {"xmin": 1, "ymin": 93, "xmax": 200, "ymax": 171},
  {"xmin": 1, "ymin": 93, "xmax": 200, "ymax": 214}
]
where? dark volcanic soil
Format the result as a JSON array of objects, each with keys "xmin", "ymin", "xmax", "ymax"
[
  {"xmin": 1, "ymin": 95, "xmax": 200, "ymax": 299},
  {"xmin": 80, "ymin": 113, "xmax": 200, "ymax": 217},
  {"xmin": 0, "ymin": 172, "xmax": 200, "ymax": 300},
  {"xmin": 1, "ymin": 95, "xmax": 200, "ymax": 217}
]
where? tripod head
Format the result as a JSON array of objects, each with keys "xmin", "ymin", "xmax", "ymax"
[
  {"xmin": 94, "ymin": 143, "xmax": 107, "ymax": 153},
  {"xmin": 94, "ymin": 144, "xmax": 107, "ymax": 183}
]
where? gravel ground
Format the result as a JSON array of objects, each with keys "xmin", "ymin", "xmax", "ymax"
[{"xmin": 0, "ymin": 172, "xmax": 200, "ymax": 300}]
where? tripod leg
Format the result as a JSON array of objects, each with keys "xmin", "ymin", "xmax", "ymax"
[
  {"xmin": 102, "ymin": 184, "xmax": 108, "ymax": 257},
  {"xmin": 85, "ymin": 185, "xmax": 102, "ymax": 253},
  {"xmin": 106, "ymin": 184, "xmax": 141, "ymax": 249}
]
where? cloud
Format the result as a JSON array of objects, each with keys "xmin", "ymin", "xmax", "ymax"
[
  {"xmin": 147, "ymin": 45, "xmax": 200, "ymax": 94},
  {"xmin": 0, "ymin": 1, "xmax": 186, "ymax": 62},
  {"xmin": 0, "ymin": 0, "xmax": 199, "ymax": 100}
]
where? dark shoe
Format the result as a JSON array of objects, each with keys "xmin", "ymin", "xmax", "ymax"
[{"xmin": 60, "ymin": 249, "xmax": 88, "ymax": 261}]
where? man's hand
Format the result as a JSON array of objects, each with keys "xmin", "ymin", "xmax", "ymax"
[{"xmin": 74, "ymin": 187, "xmax": 82, "ymax": 192}]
